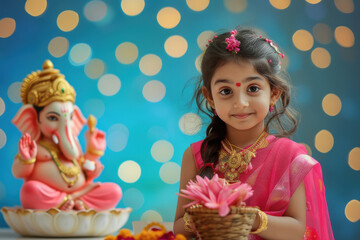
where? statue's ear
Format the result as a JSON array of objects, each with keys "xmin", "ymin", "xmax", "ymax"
[
  {"xmin": 72, "ymin": 105, "xmax": 87, "ymax": 136},
  {"xmin": 12, "ymin": 104, "xmax": 41, "ymax": 141}
]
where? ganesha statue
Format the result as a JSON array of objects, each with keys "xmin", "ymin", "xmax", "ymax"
[{"xmin": 10, "ymin": 60, "xmax": 122, "ymax": 211}]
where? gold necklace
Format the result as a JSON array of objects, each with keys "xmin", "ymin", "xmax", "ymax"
[
  {"xmin": 39, "ymin": 140, "xmax": 80, "ymax": 187},
  {"xmin": 218, "ymin": 131, "xmax": 269, "ymax": 182}
]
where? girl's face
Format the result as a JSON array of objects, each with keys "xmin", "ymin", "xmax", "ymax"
[{"xmin": 203, "ymin": 60, "xmax": 281, "ymax": 132}]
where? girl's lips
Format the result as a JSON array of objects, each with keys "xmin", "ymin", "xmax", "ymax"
[{"xmin": 233, "ymin": 113, "xmax": 251, "ymax": 119}]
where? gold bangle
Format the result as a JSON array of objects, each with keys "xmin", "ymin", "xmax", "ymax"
[
  {"xmin": 16, "ymin": 153, "xmax": 36, "ymax": 164},
  {"xmin": 87, "ymin": 147, "xmax": 104, "ymax": 156},
  {"xmin": 250, "ymin": 210, "xmax": 268, "ymax": 234},
  {"xmin": 183, "ymin": 212, "xmax": 194, "ymax": 232}
]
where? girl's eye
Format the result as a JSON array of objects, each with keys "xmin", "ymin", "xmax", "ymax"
[
  {"xmin": 47, "ymin": 115, "xmax": 58, "ymax": 121},
  {"xmin": 248, "ymin": 85, "xmax": 260, "ymax": 93},
  {"xmin": 219, "ymin": 88, "xmax": 232, "ymax": 95}
]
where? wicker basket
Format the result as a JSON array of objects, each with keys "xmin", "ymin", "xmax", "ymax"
[{"xmin": 186, "ymin": 205, "xmax": 258, "ymax": 240}]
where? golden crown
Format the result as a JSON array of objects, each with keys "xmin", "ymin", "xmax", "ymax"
[{"xmin": 20, "ymin": 60, "xmax": 76, "ymax": 107}]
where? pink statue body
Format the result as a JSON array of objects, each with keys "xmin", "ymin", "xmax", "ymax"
[{"xmin": 11, "ymin": 60, "xmax": 122, "ymax": 211}]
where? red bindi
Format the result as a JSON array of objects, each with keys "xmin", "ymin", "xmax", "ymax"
[{"xmin": 236, "ymin": 82, "xmax": 241, "ymax": 87}]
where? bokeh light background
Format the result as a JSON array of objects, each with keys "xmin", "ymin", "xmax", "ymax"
[{"xmin": 0, "ymin": 0, "xmax": 359, "ymax": 238}]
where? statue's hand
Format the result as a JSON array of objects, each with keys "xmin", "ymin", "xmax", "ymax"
[
  {"xmin": 83, "ymin": 160, "xmax": 104, "ymax": 180},
  {"xmin": 86, "ymin": 129, "xmax": 106, "ymax": 152},
  {"xmin": 18, "ymin": 133, "xmax": 37, "ymax": 161}
]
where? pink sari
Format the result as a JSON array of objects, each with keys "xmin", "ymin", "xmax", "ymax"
[{"xmin": 191, "ymin": 135, "xmax": 334, "ymax": 240}]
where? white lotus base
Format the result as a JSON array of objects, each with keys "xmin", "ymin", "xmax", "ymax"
[{"xmin": 1, "ymin": 207, "xmax": 131, "ymax": 237}]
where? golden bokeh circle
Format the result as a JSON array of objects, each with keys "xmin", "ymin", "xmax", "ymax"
[
  {"xmin": 305, "ymin": 0, "xmax": 321, "ymax": 4},
  {"xmin": 69, "ymin": 43, "xmax": 92, "ymax": 65},
  {"xmin": 322, "ymin": 93, "xmax": 341, "ymax": 116},
  {"xmin": 300, "ymin": 143, "xmax": 313, "ymax": 156},
  {"xmin": 141, "ymin": 210, "xmax": 163, "ymax": 222},
  {"xmin": 269, "ymin": 0, "xmax": 291, "ymax": 10},
  {"xmin": 116, "ymin": 42, "xmax": 139, "ymax": 64},
  {"xmin": 348, "ymin": 147, "xmax": 360, "ymax": 171},
  {"xmin": 186, "ymin": 0, "xmax": 209, "ymax": 11},
  {"xmin": 313, "ymin": 23, "xmax": 332, "ymax": 44},
  {"xmin": 98, "ymin": 74, "xmax": 121, "ymax": 96},
  {"xmin": 139, "ymin": 54, "xmax": 162, "ymax": 76},
  {"xmin": 25, "ymin": 0, "xmax": 47, "ymax": 17},
  {"xmin": 85, "ymin": 59, "xmax": 105, "ymax": 79},
  {"xmin": 84, "ymin": 0, "xmax": 108, "ymax": 22},
  {"xmin": 292, "ymin": 29, "xmax": 314, "ymax": 51},
  {"xmin": 0, "ymin": 98, "xmax": 4, "ymax": 117},
  {"xmin": 0, "ymin": 129, "xmax": 6, "ymax": 149},
  {"xmin": 318, "ymin": 178, "xmax": 323, "ymax": 192},
  {"xmin": 118, "ymin": 160, "xmax": 141, "ymax": 183},
  {"xmin": 179, "ymin": 113, "xmax": 202, "ymax": 135},
  {"xmin": 8, "ymin": 82, "xmax": 22, "ymax": 103},
  {"xmin": 195, "ymin": 54, "xmax": 202, "ymax": 73},
  {"xmin": 314, "ymin": 130, "xmax": 334, "ymax": 153},
  {"xmin": 334, "ymin": 0, "xmax": 354, "ymax": 14},
  {"xmin": 345, "ymin": 200, "xmax": 360, "ymax": 222},
  {"xmin": 151, "ymin": 140, "xmax": 174, "ymax": 163},
  {"xmin": 197, "ymin": 30, "xmax": 215, "ymax": 50},
  {"xmin": 57, "ymin": 10, "xmax": 79, "ymax": 32},
  {"xmin": 334, "ymin": 26, "xmax": 355, "ymax": 48},
  {"xmin": 143, "ymin": 80, "xmax": 166, "ymax": 103},
  {"xmin": 157, "ymin": 7, "xmax": 181, "ymax": 29},
  {"xmin": 159, "ymin": 162, "xmax": 181, "ymax": 184},
  {"xmin": 311, "ymin": 47, "xmax": 331, "ymax": 69},
  {"xmin": 48, "ymin": 36, "xmax": 69, "ymax": 58},
  {"xmin": 0, "ymin": 18, "xmax": 16, "ymax": 38},
  {"xmin": 224, "ymin": 0, "xmax": 247, "ymax": 13},
  {"xmin": 121, "ymin": 0, "xmax": 145, "ymax": 16},
  {"xmin": 164, "ymin": 35, "xmax": 188, "ymax": 58}
]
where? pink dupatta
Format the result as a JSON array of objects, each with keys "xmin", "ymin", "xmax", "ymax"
[{"xmin": 191, "ymin": 136, "xmax": 334, "ymax": 240}]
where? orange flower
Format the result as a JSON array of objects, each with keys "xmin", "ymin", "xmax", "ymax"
[
  {"xmin": 104, "ymin": 222, "xmax": 186, "ymax": 240},
  {"xmin": 117, "ymin": 229, "xmax": 134, "ymax": 238},
  {"xmin": 104, "ymin": 236, "xmax": 116, "ymax": 240},
  {"xmin": 175, "ymin": 234, "xmax": 186, "ymax": 240}
]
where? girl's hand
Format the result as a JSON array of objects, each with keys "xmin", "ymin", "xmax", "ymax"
[
  {"xmin": 18, "ymin": 133, "xmax": 37, "ymax": 161},
  {"xmin": 86, "ymin": 129, "xmax": 106, "ymax": 152},
  {"xmin": 252, "ymin": 211, "xmax": 260, "ymax": 231}
]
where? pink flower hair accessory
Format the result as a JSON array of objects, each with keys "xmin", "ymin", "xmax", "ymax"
[
  {"xmin": 177, "ymin": 174, "xmax": 253, "ymax": 217},
  {"xmin": 205, "ymin": 35, "xmax": 218, "ymax": 47},
  {"xmin": 225, "ymin": 30, "xmax": 241, "ymax": 53},
  {"xmin": 259, "ymin": 35, "xmax": 284, "ymax": 59}
]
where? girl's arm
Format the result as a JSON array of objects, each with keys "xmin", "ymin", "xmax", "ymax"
[
  {"xmin": 173, "ymin": 147, "xmax": 197, "ymax": 238},
  {"xmin": 254, "ymin": 182, "xmax": 307, "ymax": 240}
]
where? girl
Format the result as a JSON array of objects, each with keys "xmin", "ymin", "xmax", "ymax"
[{"xmin": 174, "ymin": 28, "xmax": 334, "ymax": 240}]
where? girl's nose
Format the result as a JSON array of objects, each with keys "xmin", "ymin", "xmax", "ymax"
[{"xmin": 233, "ymin": 94, "xmax": 249, "ymax": 109}]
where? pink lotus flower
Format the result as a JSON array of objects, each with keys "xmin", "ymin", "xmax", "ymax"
[{"xmin": 178, "ymin": 174, "xmax": 253, "ymax": 217}]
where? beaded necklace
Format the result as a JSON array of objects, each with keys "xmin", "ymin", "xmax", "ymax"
[
  {"xmin": 218, "ymin": 131, "xmax": 269, "ymax": 182},
  {"xmin": 39, "ymin": 140, "xmax": 80, "ymax": 187}
]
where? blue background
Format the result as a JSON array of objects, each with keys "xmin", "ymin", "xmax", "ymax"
[{"xmin": 0, "ymin": 0, "xmax": 359, "ymax": 239}]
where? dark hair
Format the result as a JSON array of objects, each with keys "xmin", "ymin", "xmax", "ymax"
[
  {"xmin": 194, "ymin": 27, "xmax": 298, "ymax": 178},
  {"xmin": 33, "ymin": 105, "xmax": 44, "ymax": 122}
]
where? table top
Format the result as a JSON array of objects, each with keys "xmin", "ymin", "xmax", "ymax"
[{"xmin": 0, "ymin": 228, "xmax": 105, "ymax": 239}]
